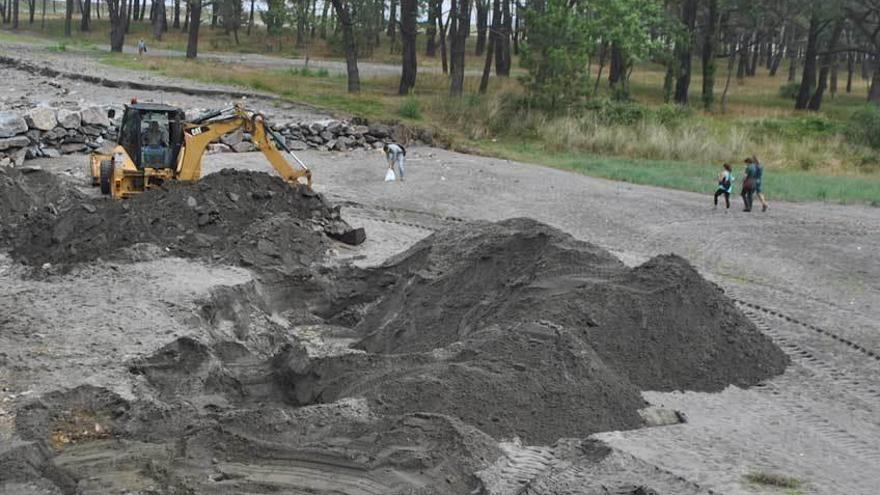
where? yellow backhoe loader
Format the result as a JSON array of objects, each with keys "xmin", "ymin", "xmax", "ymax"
[
  {"xmin": 88, "ymin": 101, "xmax": 311, "ymax": 198},
  {"xmin": 88, "ymin": 101, "xmax": 365, "ymax": 245}
]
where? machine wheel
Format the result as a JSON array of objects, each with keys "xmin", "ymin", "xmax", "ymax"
[{"xmin": 99, "ymin": 160, "xmax": 113, "ymax": 195}]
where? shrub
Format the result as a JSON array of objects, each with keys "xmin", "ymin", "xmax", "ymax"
[
  {"xmin": 651, "ymin": 104, "xmax": 694, "ymax": 127},
  {"xmin": 399, "ymin": 97, "xmax": 422, "ymax": 120},
  {"xmin": 316, "ymin": 68, "xmax": 330, "ymax": 77},
  {"xmin": 847, "ymin": 106, "xmax": 880, "ymax": 149},
  {"xmin": 779, "ymin": 83, "xmax": 801, "ymax": 100}
]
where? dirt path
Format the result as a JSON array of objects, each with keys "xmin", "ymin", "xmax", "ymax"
[{"xmin": 1, "ymin": 42, "xmax": 878, "ymax": 494}]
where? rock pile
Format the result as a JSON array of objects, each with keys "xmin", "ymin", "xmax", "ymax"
[
  {"xmin": 1, "ymin": 104, "xmax": 431, "ymax": 167},
  {"xmin": 0, "ymin": 107, "xmax": 115, "ymax": 166}
]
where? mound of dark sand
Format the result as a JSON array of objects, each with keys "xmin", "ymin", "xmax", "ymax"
[
  {"xmin": 9, "ymin": 169, "xmax": 361, "ymax": 268},
  {"xmin": 277, "ymin": 218, "xmax": 788, "ymax": 443},
  {"xmin": 0, "ymin": 166, "xmax": 84, "ymax": 243}
]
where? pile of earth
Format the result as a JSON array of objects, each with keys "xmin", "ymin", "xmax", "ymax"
[
  {"xmin": 0, "ymin": 166, "xmax": 84, "ymax": 243},
  {"xmin": 272, "ymin": 218, "xmax": 789, "ymax": 443},
  {"xmin": 7, "ymin": 218, "xmax": 789, "ymax": 494},
  {"xmin": 8, "ymin": 169, "xmax": 363, "ymax": 270}
]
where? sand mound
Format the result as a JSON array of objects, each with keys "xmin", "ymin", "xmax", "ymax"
[
  {"xmin": 9, "ymin": 169, "xmax": 360, "ymax": 268},
  {"xmin": 0, "ymin": 167, "xmax": 84, "ymax": 243},
  {"xmin": 276, "ymin": 218, "xmax": 788, "ymax": 443}
]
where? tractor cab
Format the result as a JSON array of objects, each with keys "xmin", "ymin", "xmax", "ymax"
[{"xmin": 115, "ymin": 103, "xmax": 186, "ymax": 170}]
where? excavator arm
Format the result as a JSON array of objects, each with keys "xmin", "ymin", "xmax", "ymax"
[{"xmin": 176, "ymin": 105, "xmax": 312, "ymax": 187}]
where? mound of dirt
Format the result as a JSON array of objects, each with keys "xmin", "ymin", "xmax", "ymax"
[
  {"xmin": 275, "ymin": 218, "xmax": 788, "ymax": 443},
  {"xmin": 0, "ymin": 166, "xmax": 84, "ymax": 243},
  {"xmin": 9, "ymin": 169, "xmax": 361, "ymax": 268}
]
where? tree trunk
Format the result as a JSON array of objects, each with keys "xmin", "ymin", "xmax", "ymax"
[
  {"xmin": 28, "ymin": 0, "xmax": 35, "ymax": 24},
  {"xmin": 847, "ymin": 50, "xmax": 854, "ymax": 94},
  {"xmin": 398, "ymin": 0, "xmax": 417, "ymax": 94},
  {"xmin": 12, "ymin": 0, "xmax": 19, "ymax": 28},
  {"xmin": 720, "ymin": 33, "xmax": 740, "ymax": 112},
  {"xmin": 787, "ymin": 40, "xmax": 797, "ymax": 82},
  {"xmin": 807, "ymin": 18, "xmax": 843, "ymax": 111},
  {"xmin": 152, "ymin": 0, "xmax": 165, "ymax": 39},
  {"xmin": 796, "ymin": 14, "xmax": 820, "ymax": 110},
  {"xmin": 673, "ymin": 0, "xmax": 697, "ymax": 104},
  {"xmin": 320, "ymin": 0, "xmax": 330, "ymax": 38},
  {"xmin": 475, "ymin": 0, "xmax": 488, "ymax": 56},
  {"xmin": 186, "ymin": 0, "xmax": 201, "ymax": 58},
  {"xmin": 108, "ymin": 0, "xmax": 128, "ymax": 51},
  {"xmin": 63, "ymin": 0, "xmax": 72, "ymax": 34},
  {"xmin": 425, "ymin": 0, "xmax": 436, "ymax": 56},
  {"xmin": 80, "ymin": 0, "xmax": 90, "ymax": 29},
  {"xmin": 330, "ymin": 0, "xmax": 360, "ymax": 92},
  {"xmin": 769, "ymin": 23, "xmax": 786, "ymax": 76},
  {"xmin": 479, "ymin": 0, "xmax": 498, "ymax": 93},
  {"xmin": 438, "ymin": 3, "xmax": 448, "ymax": 73},
  {"xmin": 296, "ymin": 0, "xmax": 306, "ymax": 47},
  {"xmin": 450, "ymin": 0, "xmax": 470, "ymax": 96},
  {"xmin": 594, "ymin": 42, "xmax": 607, "ymax": 95},
  {"xmin": 495, "ymin": 0, "xmax": 511, "ymax": 76},
  {"xmin": 748, "ymin": 31, "xmax": 760, "ymax": 76},
  {"xmin": 183, "ymin": 0, "xmax": 189, "ymax": 30},
  {"xmin": 869, "ymin": 63, "xmax": 880, "ymax": 104},
  {"xmin": 701, "ymin": 0, "xmax": 718, "ymax": 110},
  {"xmin": 41, "ymin": 0, "xmax": 46, "ymax": 27},
  {"xmin": 449, "ymin": 0, "xmax": 458, "ymax": 75},
  {"xmin": 387, "ymin": 0, "xmax": 396, "ymax": 38}
]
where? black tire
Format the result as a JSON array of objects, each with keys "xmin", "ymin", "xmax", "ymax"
[{"xmin": 99, "ymin": 160, "xmax": 113, "ymax": 195}]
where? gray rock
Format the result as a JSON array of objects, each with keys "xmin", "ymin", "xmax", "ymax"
[
  {"xmin": 308, "ymin": 122, "xmax": 325, "ymax": 135},
  {"xmin": 232, "ymin": 141, "xmax": 255, "ymax": 153},
  {"xmin": 81, "ymin": 203, "xmax": 97, "ymax": 214},
  {"xmin": 221, "ymin": 129, "xmax": 244, "ymax": 147},
  {"xmin": 0, "ymin": 157, "xmax": 10, "ymax": 167},
  {"xmin": 227, "ymin": 192, "xmax": 240, "ymax": 202},
  {"xmin": 287, "ymin": 139, "xmax": 308, "ymax": 151},
  {"xmin": 11, "ymin": 148, "xmax": 27, "ymax": 166},
  {"xmin": 325, "ymin": 139, "xmax": 337, "ymax": 150},
  {"xmin": 372, "ymin": 141, "xmax": 385, "ymax": 149},
  {"xmin": 81, "ymin": 125, "xmax": 103, "ymax": 137},
  {"xmin": 25, "ymin": 147, "xmax": 42, "ymax": 159},
  {"xmin": 0, "ymin": 136, "xmax": 30, "ymax": 150},
  {"xmin": 326, "ymin": 121, "xmax": 344, "ymax": 134},
  {"xmin": 26, "ymin": 129, "xmax": 42, "ymax": 145},
  {"xmin": 350, "ymin": 125, "xmax": 369, "ymax": 136},
  {"xmin": 56, "ymin": 109, "xmax": 82, "ymax": 129},
  {"xmin": 367, "ymin": 123, "xmax": 391, "ymax": 138},
  {"xmin": 320, "ymin": 130, "xmax": 334, "ymax": 141},
  {"xmin": 186, "ymin": 196, "xmax": 198, "ymax": 208},
  {"xmin": 25, "ymin": 106, "xmax": 57, "ymax": 131},
  {"xmin": 80, "ymin": 106, "xmax": 111, "ymax": 127},
  {"xmin": 0, "ymin": 112, "xmax": 28, "ymax": 137},
  {"xmin": 42, "ymin": 148, "xmax": 61, "ymax": 158},
  {"xmin": 60, "ymin": 143, "xmax": 87, "ymax": 154},
  {"xmin": 206, "ymin": 143, "xmax": 232, "ymax": 154}
]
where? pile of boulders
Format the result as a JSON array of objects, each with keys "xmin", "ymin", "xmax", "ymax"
[
  {"xmin": 207, "ymin": 119, "xmax": 432, "ymax": 154},
  {"xmin": 1, "ymin": 104, "xmax": 434, "ymax": 167},
  {"xmin": 0, "ymin": 106, "xmax": 115, "ymax": 167}
]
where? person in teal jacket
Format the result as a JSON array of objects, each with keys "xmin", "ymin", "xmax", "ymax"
[{"xmin": 714, "ymin": 163, "xmax": 734, "ymax": 209}]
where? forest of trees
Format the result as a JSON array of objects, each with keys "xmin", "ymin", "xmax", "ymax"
[{"xmin": 3, "ymin": 0, "xmax": 880, "ymax": 111}]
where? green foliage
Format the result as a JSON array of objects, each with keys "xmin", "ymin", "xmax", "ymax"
[
  {"xmin": 399, "ymin": 97, "xmax": 422, "ymax": 120},
  {"xmin": 779, "ymin": 82, "xmax": 801, "ymax": 100},
  {"xmin": 745, "ymin": 472, "xmax": 803, "ymax": 490},
  {"xmin": 261, "ymin": 0, "xmax": 288, "ymax": 36},
  {"xmin": 754, "ymin": 116, "xmax": 841, "ymax": 139},
  {"xmin": 316, "ymin": 68, "xmax": 330, "ymax": 77},
  {"xmin": 847, "ymin": 106, "xmax": 880, "ymax": 149},
  {"xmin": 285, "ymin": 67, "xmax": 332, "ymax": 78},
  {"xmin": 48, "ymin": 42, "xmax": 67, "ymax": 52},
  {"xmin": 519, "ymin": 0, "xmax": 592, "ymax": 111}
]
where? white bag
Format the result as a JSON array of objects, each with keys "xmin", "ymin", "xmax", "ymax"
[{"xmin": 384, "ymin": 168, "xmax": 396, "ymax": 182}]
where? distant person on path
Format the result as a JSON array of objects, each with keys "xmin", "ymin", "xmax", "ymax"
[
  {"xmin": 714, "ymin": 163, "xmax": 734, "ymax": 209},
  {"xmin": 741, "ymin": 157, "xmax": 758, "ymax": 212},
  {"xmin": 752, "ymin": 155, "xmax": 769, "ymax": 212},
  {"xmin": 137, "ymin": 39, "xmax": 147, "ymax": 56},
  {"xmin": 383, "ymin": 143, "xmax": 406, "ymax": 182}
]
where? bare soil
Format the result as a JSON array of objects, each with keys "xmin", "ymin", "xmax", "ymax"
[{"xmin": 1, "ymin": 41, "xmax": 879, "ymax": 495}]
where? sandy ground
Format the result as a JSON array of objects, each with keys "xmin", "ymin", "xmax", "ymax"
[{"xmin": 1, "ymin": 39, "xmax": 879, "ymax": 494}]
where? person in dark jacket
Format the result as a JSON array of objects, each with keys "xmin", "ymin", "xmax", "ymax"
[{"xmin": 752, "ymin": 155, "xmax": 769, "ymax": 212}]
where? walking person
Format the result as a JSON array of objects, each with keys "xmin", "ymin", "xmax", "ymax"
[
  {"xmin": 714, "ymin": 163, "xmax": 734, "ymax": 209},
  {"xmin": 752, "ymin": 155, "xmax": 769, "ymax": 212},
  {"xmin": 383, "ymin": 142, "xmax": 406, "ymax": 182},
  {"xmin": 137, "ymin": 39, "xmax": 147, "ymax": 56},
  {"xmin": 741, "ymin": 157, "xmax": 758, "ymax": 212}
]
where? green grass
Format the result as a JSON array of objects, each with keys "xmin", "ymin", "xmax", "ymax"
[
  {"xmin": 744, "ymin": 471, "xmax": 805, "ymax": 492},
  {"xmin": 480, "ymin": 140, "xmax": 880, "ymax": 204}
]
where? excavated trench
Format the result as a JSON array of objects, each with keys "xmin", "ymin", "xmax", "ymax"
[{"xmin": 1, "ymin": 171, "xmax": 789, "ymax": 494}]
